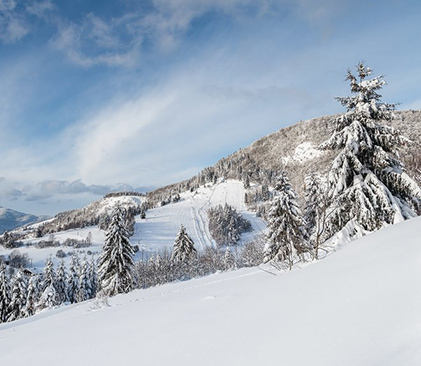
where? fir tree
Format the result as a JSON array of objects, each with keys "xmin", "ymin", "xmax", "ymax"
[
  {"xmin": 90, "ymin": 256, "xmax": 98, "ymax": 298},
  {"xmin": 7, "ymin": 270, "xmax": 28, "ymax": 322},
  {"xmin": 56, "ymin": 259, "xmax": 69, "ymax": 304},
  {"xmin": 67, "ymin": 253, "xmax": 80, "ymax": 303},
  {"xmin": 23, "ymin": 275, "xmax": 40, "ymax": 317},
  {"xmin": 37, "ymin": 257, "xmax": 60, "ymax": 310},
  {"xmin": 320, "ymin": 62, "xmax": 421, "ymax": 239},
  {"xmin": 264, "ymin": 170, "xmax": 308, "ymax": 269},
  {"xmin": 171, "ymin": 225, "xmax": 197, "ymax": 263},
  {"xmin": 303, "ymin": 172, "xmax": 328, "ymax": 259},
  {"xmin": 98, "ymin": 206, "xmax": 135, "ymax": 296},
  {"xmin": 0, "ymin": 262, "xmax": 11, "ymax": 323},
  {"xmin": 77, "ymin": 256, "xmax": 92, "ymax": 302}
]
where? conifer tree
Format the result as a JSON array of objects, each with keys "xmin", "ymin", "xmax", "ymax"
[
  {"xmin": 56, "ymin": 259, "xmax": 69, "ymax": 304},
  {"xmin": 303, "ymin": 172, "xmax": 328, "ymax": 259},
  {"xmin": 0, "ymin": 262, "xmax": 11, "ymax": 323},
  {"xmin": 7, "ymin": 270, "xmax": 28, "ymax": 322},
  {"xmin": 171, "ymin": 225, "xmax": 197, "ymax": 263},
  {"xmin": 37, "ymin": 257, "xmax": 60, "ymax": 310},
  {"xmin": 24, "ymin": 275, "xmax": 40, "ymax": 317},
  {"xmin": 77, "ymin": 256, "xmax": 92, "ymax": 302},
  {"xmin": 90, "ymin": 256, "xmax": 98, "ymax": 298},
  {"xmin": 67, "ymin": 253, "xmax": 80, "ymax": 303},
  {"xmin": 264, "ymin": 170, "xmax": 308, "ymax": 269},
  {"xmin": 98, "ymin": 206, "xmax": 135, "ymax": 296},
  {"xmin": 320, "ymin": 62, "xmax": 421, "ymax": 239}
]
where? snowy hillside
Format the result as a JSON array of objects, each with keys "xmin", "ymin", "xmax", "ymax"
[
  {"xmin": 1, "ymin": 216, "xmax": 420, "ymax": 366},
  {"xmin": 133, "ymin": 180, "xmax": 266, "ymax": 253},
  {"xmin": 0, "ymin": 180, "xmax": 265, "ymax": 271}
]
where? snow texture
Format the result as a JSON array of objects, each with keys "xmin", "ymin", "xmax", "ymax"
[{"xmin": 1, "ymin": 216, "xmax": 420, "ymax": 366}]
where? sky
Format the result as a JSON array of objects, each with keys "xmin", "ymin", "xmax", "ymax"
[{"xmin": 0, "ymin": 0, "xmax": 421, "ymax": 216}]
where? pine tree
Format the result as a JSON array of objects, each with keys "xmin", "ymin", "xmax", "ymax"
[
  {"xmin": 37, "ymin": 257, "xmax": 60, "ymax": 310},
  {"xmin": 0, "ymin": 262, "xmax": 11, "ymax": 323},
  {"xmin": 303, "ymin": 172, "xmax": 328, "ymax": 259},
  {"xmin": 98, "ymin": 206, "xmax": 135, "ymax": 296},
  {"xmin": 67, "ymin": 253, "xmax": 80, "ymax": 303},
  {"xmin": 171, "ymin": 225, "xmax": 197, "ymax": 263},
  {"xmin": 23, "ymin": 275, "xmax": 40, "ymax": 317},
  {"xmin": 77, "ymin": 256, "xmax": 92, "ymax": 302},
  {"xmin": 264, "ymin": 170, "xmax": 308, "ymax": 269},
  {"xmin": 56, "ymin": 259, "xmax": 69, "ymax": 304},
  {"xmin": 7, "ymin": 270, "xmax": 28, "ymax": 322},
  {"xmin": 90, "ymin": 256, "xmax": 98, "ymax": 298},
  {"xmin": 320, "ymin": 62, "xmax": 421, "ymax": 239}
]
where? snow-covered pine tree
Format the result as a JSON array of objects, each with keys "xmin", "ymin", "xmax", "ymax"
[
  {"xmin": 77, "ymin": 256, "xmax": 92, "ymax": 302},
  {"xmin": 7, "ymin": 270, "xmax": 28, "ymax": 322},
  {"xmin": 264, "ymin": 170, "xmax": 308, "ymax": 270},
  {"xmin": 23, "ymin": 275, "xmax": 40, "ymax": 317},
  {"xmin": 56, "ymin": 259, "xmax": 69, "ymax": 304},
  {"xmin": 67, "ymin": 253, "xmax": 80, "ymax": 303},
  {"xmin": 98, "ymin": 206, "xmax": 135, "ymax": 296},
  {"xmin": 303, "ymin": 172, "xmax": 328, "ymax": 259},
  {"xmin": 37, "ymin": 257, "xmax": 60, "ymax": 310},
  {"xmin": 0, "ymin": 262, "xmax": 11, "ymax": 323},
  {"xmin": 90, "ymin": 256, "xmax": 98, "ymax": 298},
  {"xmin": 320, "ymin": 62, "xmax": 421, "ymax": 240},
  {"xmin": 171, "ymin": 225, "xmax": 197, "ymax": 263}
]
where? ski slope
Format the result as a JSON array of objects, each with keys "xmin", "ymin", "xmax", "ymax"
[
  {"xmin": 1, "ymin": 216, "xmax": 420, "ymax": 366},
  {"xmin": 131, "ymin": 180, "xmax": 266, "ymax": 253},
  {"xmin": 0, "ymin": 180, "xmax": 266, "ymax": 271}
]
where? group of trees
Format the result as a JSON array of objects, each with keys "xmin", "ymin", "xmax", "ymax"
[
  {"xmin": 0, "ymin": 253, "xmax": 97, "ymax": 324},
  {"xmin": 207, "ymin": 204, "xmax": 253, "ymax": 247},
  {"xmin": 0, "ymin": 207, "xmax": 265, "ymax": 324},
  {"xmin": 263, "ymin": 62, "xmax": 421, "ymax": 268}
]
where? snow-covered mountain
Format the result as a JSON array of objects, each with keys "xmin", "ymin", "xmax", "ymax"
[
  {"xmin": 0, "ymin": 206, "xmax": 44, "ymax": 234},
  {"xmin": 2, "ymin": 215, "xmax": 420, "ymax": 366}
]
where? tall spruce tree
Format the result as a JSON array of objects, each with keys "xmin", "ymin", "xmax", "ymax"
[
  {"xmin": 320, "ymin": 62, "xmax": 421, "ymax": 239},
  {"xmin": 67, "ymin": 253, "xmax": 80, "ymax": 303},
  {"xmin": 98, "ymin": 206, "xmax": 135, "ymax": 296},
  {"xmin": 0, "ymin": 262, "xmax": 11, "ymax": 323},
  {"xmin": 77, "ymin": 256, "xmax": 92, "ymax": 302},
  {"xmin": 171, "ymin": 225, "xmax": 197, "ymax": 263},
  {"xmin": 24, "ymin": 275, "xmax": 40, "ymax": 317},
  {"xmin": 264, "ymin": 170, "xmax": 308, "ymax": 269},
  {"xmin": 56, "ymin": 259, "xmax": 69, "ymax": 304},
  {"xmin": 37, "ymin": 257, "xmax": 60, "ymax": 310},
  {"xmin": 7, "ymin": 270, "xmax": 28, "ymax": 322}
]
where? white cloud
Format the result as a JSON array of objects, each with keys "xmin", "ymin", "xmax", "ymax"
[{"xmin": 0, "ymin": 0, "xmax": 54, "ymax": 43}]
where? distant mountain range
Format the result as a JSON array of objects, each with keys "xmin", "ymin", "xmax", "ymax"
[{"xmin": 0, "ymin": 206, "xmax": 45, "ymax": 234}]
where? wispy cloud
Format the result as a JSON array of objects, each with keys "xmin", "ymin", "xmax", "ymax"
[{"xmin": 0, "ymin": 0, "xmax": 54, "ymax": 43}]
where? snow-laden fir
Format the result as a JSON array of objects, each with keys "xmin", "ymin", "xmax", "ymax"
[{"xmin": 320, "ymin": 62, "xmax": 421, "ymax": 241}]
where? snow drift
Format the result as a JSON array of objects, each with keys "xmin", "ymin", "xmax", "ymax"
[{"xmin": 1, "ymin": 216, "xmax": 420, "ymax": 366}]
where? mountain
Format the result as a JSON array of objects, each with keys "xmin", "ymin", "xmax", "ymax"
[
  {"xmin": 2, "ymin": 215, "xmax": 420, "ymax": 366},
  {"xmin": 147, "ymin": 109, "xmax": 421, "ymax": 206},
  {"xmin": 6, "ymin": 110, "xmax": 420, "ymax": 239},
  {"xmin": 0, "ymin": 206, "xmax": 44, "ymax": 235}
]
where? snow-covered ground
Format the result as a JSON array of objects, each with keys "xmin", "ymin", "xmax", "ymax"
[
  {"xmin": 0, "ymin": 180, "xmax": 266, "ymax": 271},
  {"xmin": 132, "ymin": 180, "xmax": 266, "ymax": 254},
  {"xmin": 1, "ymin": 216, "xmax": 420, "ymax": 365}
]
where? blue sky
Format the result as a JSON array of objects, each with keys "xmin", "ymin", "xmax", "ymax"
[{"xmin": 1, "ymin": 0, "xmax": 421, "ymax": 216}]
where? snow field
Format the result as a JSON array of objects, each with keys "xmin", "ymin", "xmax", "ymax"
[{"xmin": 1, "ymin": 216, "xmax": 420, "ymax": 366}]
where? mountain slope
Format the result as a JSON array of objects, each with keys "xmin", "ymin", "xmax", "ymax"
[
  {"xmin": 151, "ymin": 109, "xmax": 421, "ymax": 202},
  {"xmin": 2, "ymin": 216, "xmax": 420, "ymax": 366},
  {"xmin": 0, "ymin": 206, "xmax": 43, "ymax": 234}
]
